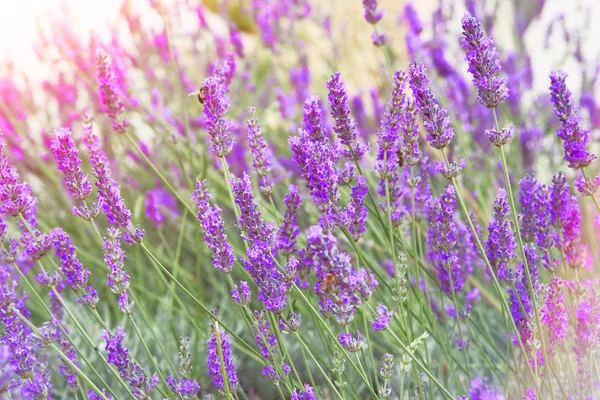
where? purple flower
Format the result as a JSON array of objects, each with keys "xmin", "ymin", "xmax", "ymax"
[
  {"xmin": 302, "ymin": 95, "xmax": 327, "ymax": 142},
  {"xmin": 346, "ymin": 175, "xmax": 368, "ymax": 241},
  {"xmin": 231, "ymin": 281, "xmax": 251, "ymax": 305},
  {"xmin": 400, "ymin": 95, "xmax": 421, "ymax": 166},
  {"xmin": 327, "ymin": 72, "xmax": 368, "ymax": 160},
  {"xmin": 166, "ymin": 376, "xmax": 200, "ymax": 399},
  {"xmin": 50, "ymin": 127, "xmax": 91, "ymax": 201},
  {"xmin": 468, "ymin": 377, "xmax": 504, "ymax": 400},
  {"xmin": 253, "ymin": 309, "xmax": 280, "ymax": 361},
  {"xmin": 484, "ymin": 126, "xmax": 513, "ymax": 147},
  {"xmin": 246, "ymin": 107, "xmax": 273, "ymax": 195},
  {"xmin": 408, "ymin": 61, "xmax": 455, "ymax": 149},
  {"xmin": 166, "ymin": 337, "xmax": 199, "ymax": 398},
  {"xmin": 279, "ymin": 312, "xmax": 301, "ymax": 334},
  {"xmin": 289, "ymin": 107, "xmax": 340, "ymax": 216},
  {"xmin": 338, "ymin": 330, "xmax": 364, "ymax": 352},
  {"xmin": 20, "ymin": 361, "xmax": 52, "ymax": 399},
  {"xmin": 83, "ymin": 122, "xmax": 134, "ymax": 233},
  {"xmin": 540, "ymin": 277, "xmax": 567, "ymax": 356},
  {"xmin": 96, "ymin": 50, "xmax": 129, "ymax": 134},
  {"xmin": 550, "ymin": 172, "xmax": 586, "ymax": 269},
  {"xmin": 372, "ymin": 32, "xmax": 389, "ymax": 47},
  {"xmin": 518, "ymin": 175, "xmax": 553, "ymax": 252},
  {"xmin": 207, "ymin": 323, "xmax": 238, "ymax": 390},
  {"xmin": 51, "ymin": 228, "xmax": 98, "ymax": 308},
  {"xmin": 231, "ymin": 173, "xmax": 275, "ymax": 245},
  {"xmin": 231, "ymin": 174, "xmax": 287, "ymax": 312},
  {"xmin": 88, "ymin": 389, "xmax": 113, "ymax": 400},
  {"xmin": 371, "ymin": 304, "xmax": 393, "ymax": 331},
  {"xmin": 193, "ymin": 179, "xmax": 236, "ymax": 273},
  {"xmin": 461, "ymin": 14, "xmax": 509, "ymax": 108},
  {"xmin": 522, "ymin": 389, "xmax": 536, "ymax": 400},
  {"xmin": 292, "ymin": 384, "xmax": 319, "ymax": 400},
  {"xmin": 201, "ymin": 75, "xmax": 234, "ymax": 158},
  {"xmin": 104, "ymin": 227, "xmax": 133, "ymax": 315},
  {"xmin": 573, "ymin": 286, "xmax": 600, "ymax": 393},
  {"xmin": 507, "ymin": 246, "xmax": 538, "ymax": 349},
  {"xmin": 306, "ymin": 226, "xmax": 377, "ymax": 324},
  {"xmin": 427, "ymin": 185, "xmax": 465, "ymax": 296},
  {"xmin": 362, "ymin": 0, "xmax": 383, "ymax": 24},
  {"xmin": 145, "ymin": 186, "xmax": 178, "ymax": 228},
  {"xmin": 549, "ymin": 71, "xmax": 596, "ymax": 169},
  {"xmin": 485, "ymin": 189, "xmax": 515, "ymax": 280},
  {"xmin": 103, "ymin": 327, "xmax": 159, "ymax": 399},
  {"xmin": 375, "ymin": 71, "xmax": 409, "ymax": 226},
  {"xmin": 0, "ymin": 140, "xmax": 34, "ymax": 217},
  {"xmin": 0, "ymin": 266, "xmax": 37, "ymax": 388},
  {"xmin": 277, "ymin": 185, "xmax": 301, "ymax": 255},
  {"xmin": 229, "ymin": 26, "xmax": 244, "ymax": 58}
]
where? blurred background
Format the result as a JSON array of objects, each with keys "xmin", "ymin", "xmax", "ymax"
[{"xmin": 2, "ymin": 0, "xmax": 600, "ymax": 92}]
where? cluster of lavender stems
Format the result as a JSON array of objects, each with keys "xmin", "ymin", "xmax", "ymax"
[{"xmin": 2, "ymin": 3, "xmax": 600, "ymax": 400}]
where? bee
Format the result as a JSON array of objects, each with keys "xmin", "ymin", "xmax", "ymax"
[
  {"xmin": 320, "ymin": 272, "xmax": 336, "ymax": 294},
  {"xmin": 188, "ymin": 85, "xmax": 208, "ymax": 105},
  {"xmin": 396, "ymin": 148, "xmax": 405, "ymax": 168}
]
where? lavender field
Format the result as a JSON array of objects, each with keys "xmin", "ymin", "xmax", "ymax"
[{"xmin": 0, "ymin": 0, "xmax": 599, "ymax": 399}]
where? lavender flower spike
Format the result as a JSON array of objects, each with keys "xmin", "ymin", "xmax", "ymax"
[
  {"xmin": 193, "ymin": 179, "xmax": 236, "ymax": 273},
  {"xmin": 485, "ymin": 189, "xmax": 516, "ymax": 280},
  {"xmin": 408, "ymin": 61, "xmax": 455, "ymax": 149},
  {"xmin": 549, "ymin": 70, "xmax": 596, "ymax": 169},
  {"xmin": 0, "ymin": 139, "xmax": 34, "ymax": 217},
  {"xmin": 347, "ymin": 175, "xmax": 368, "ymax": 241},
  {"xmin": 246, "ymin": 107, "xmax": 273, "ymax": 195},
  {"xmin": 96, "ymin": 50, "xmax": 129, "ymax": 134},
  {"xmin": 207, "ymin": 323, "xmax": 239, "ymax": 390},
  {"xmin": 103, "ymin": 327, "xmax": 159, "ymax": 399},
  {"xmin": 327, "ymin": 72, "xmax": 368, "ymax": 160},
  {"xmin": 277, "ymin": 184, "xmax": 301, "ymax": 255},
  {"xmin": 461, "ymin": 14, "xmax": 509, "ymax": 108},
  {"xmin": 51, "ymin": 127, "xmax": 92, "ymax": 201},
  {"xmin": 427, "ymin": 185, "xmax": 464, "ymax": 297},
  {"xmin": 362, "ymin": 0, "xmax": 384, "ymax": 24},
  {"xmin": 202, "ymin": 75, "xmax": 234, "ymax": 158},
  {"xmin": 104, "ymin": 227, "xmax": 134, "ymax": 315}
]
